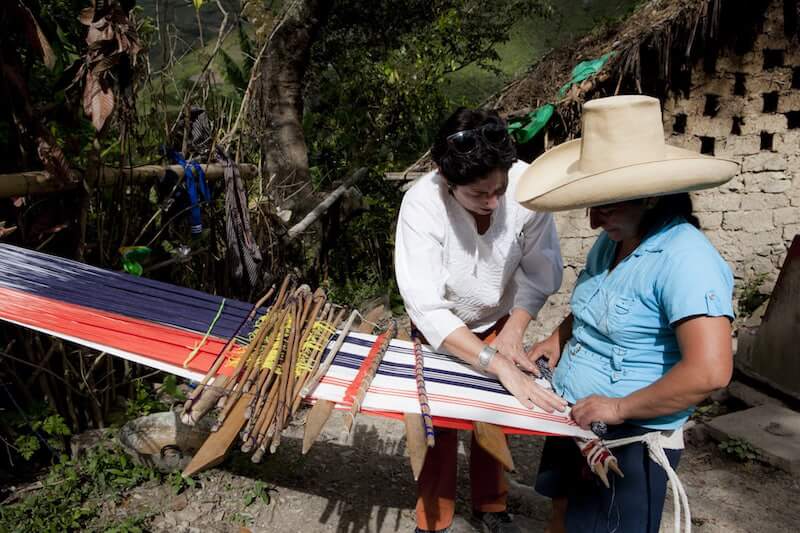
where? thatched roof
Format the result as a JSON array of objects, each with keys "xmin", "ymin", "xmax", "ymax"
[
  {"xmin": 401, "ymin": 0, "xmax": 796, "ymax": 174},
  {"xmin": 501, "ymin": 0, "xmax": 800, "ymax": 152}
]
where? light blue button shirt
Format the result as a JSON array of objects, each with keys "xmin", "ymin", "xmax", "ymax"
[{"xmin": 552, "ymin": 218, "xmax": 734, "ymax": 430}]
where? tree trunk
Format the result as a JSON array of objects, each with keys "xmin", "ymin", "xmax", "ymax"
[{"xmin": 256, "ymin": 0, "xmax": 331, "ymax": 211}]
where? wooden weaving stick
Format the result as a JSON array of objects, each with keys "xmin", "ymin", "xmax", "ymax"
[
  {"xmin": 182, "ymin": 394, "xmax": 248, "ymax": 477},
  {"xmin": 342, "ymin": 319, "xmax": 396, "ymax": 433},
  {"xmin": 397, "ymin": 327, "xmax": 429, "ymax": 481},
  {"xmin": 302, "ymin": 305, "xmax": 385, "ymax": 454},
  {"xmin": 474, "ymin": 421, "xmax": 514, "ymax": 472},
  {"xmin": 183, "ymin": 284, "xmax": 295, "ymax": 477}
]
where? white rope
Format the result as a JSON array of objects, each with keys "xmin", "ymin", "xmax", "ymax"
[{"xmin": 604, "ymin": 429, "xmax": 690, "ymax": 533}]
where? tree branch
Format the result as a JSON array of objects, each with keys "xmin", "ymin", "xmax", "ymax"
[{"xmin": 286, "ymin": 168, "xmax": 367, "ymax": 241}]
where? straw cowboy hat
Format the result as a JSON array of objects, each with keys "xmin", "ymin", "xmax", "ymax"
[{"xmin": 516, "ymin": 95, "xmax": 740, "ymax": 212}]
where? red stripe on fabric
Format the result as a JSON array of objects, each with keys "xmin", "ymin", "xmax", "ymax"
[
  {"xmin": 362, "ymin": 410, "xmax": 555, "ymax": 435},
  {"xmin": 0, "ymin": 286, "xmax": 238, "ymax": 376},
  {"xmin": 321, "ymin": 375, "xmax": 576, "ymax": 425},
  {"xmin": 343, "ymin": 330, "xmax": 387, "ymax": 403}
]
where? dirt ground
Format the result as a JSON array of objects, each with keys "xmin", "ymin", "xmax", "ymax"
[{"xmin": 100, "ymin": 408, "xmax": 800, "ymax": 533}]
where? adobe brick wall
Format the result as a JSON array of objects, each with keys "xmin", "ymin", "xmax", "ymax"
[{"xmin": 529, "ymin": 0, "xmax": 800, "ymax": 340}]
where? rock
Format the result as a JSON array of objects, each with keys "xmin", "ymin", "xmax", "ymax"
[
  {"xmin": 118, "ymin": 410, "xmax": 215, "ymax": 472},
  {"xmin": 707, "ymin": 404, "xmax": 800, "ymax": 474},
  {"xmin": 727, "ymin": 381, "xmax": 785, "ymax": 408},
  {"xmin": 70, "ymin": 428, "xmax": 115, "ymax": 459},
  {"xmin": 170, "ymin": 494, "xmax": 189, "ymax": 512},
  {"xmin": 684, "ymin": 420, "xmax": 711, "ymax": 445}
]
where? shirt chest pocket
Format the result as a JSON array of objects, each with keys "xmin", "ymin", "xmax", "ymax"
[
  {"xmin": 603, "ymin": 291, "xmax": 663, "ymax": 342},
  {"xmin": 605, "ymin": 294, "xmax": 635, "ymax": 337}
]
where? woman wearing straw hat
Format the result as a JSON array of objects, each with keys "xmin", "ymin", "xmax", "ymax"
[
  {"xmin": 395, "ymin": 107, "xmax": 567, "ymax": 533},
  {"xmin": 518, "ymin": 95, "xmax": 738, "ymax": 533}
]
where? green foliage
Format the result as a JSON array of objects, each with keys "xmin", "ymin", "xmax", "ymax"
[
  {"xmin": 159, "ymin": 375, "xmax": 187, "ymax": 402},
  {"xmin": 303, "ymin": 1, "xmax": 550, "ymax": 302},
  {"xmin": 243, "ymin": 480, "xmax": 274, "ymax": 507},
  {"xmin": 219, "ymin": 21, "xmax": 254, "ymax": 96},
  {"xmin": 738, "ymin": 273, "xmax": 769, "ymax": 317},
  {"xmin": 220, "ymin": 48, "xmax": 249, "ymax": 94},
  {"xmin": 690, "ymin": 400, "xmax": 724, "ymax": 422},
  {"xmin": 307, "ymin": 0, "xmax": 550, "ymax": 175},
  {"xmin": 0, "ymin": 445, "xmax": 158, "ymax": 532},
  {"xmin": 167, "ymin": 471, "xmax": 197, "ymax": 495},
  {"xmin": 125, "ymin": 379, "xmax": 169, "ymax": 419},
  {"xmin": 104, "ymin": 514, "xmax": 152, "ymax": 533},
  {"xmin": 718, "ymin": 438, "xmax": 760, "ymax": 463},
  {"xmin": 3, "ymin": 403, "xmax": 70, "ymax": 461}
]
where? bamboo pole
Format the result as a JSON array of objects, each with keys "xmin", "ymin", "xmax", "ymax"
[{"xmin": 0, "ymin": 163, "xmax": 258, "ymax": 198}]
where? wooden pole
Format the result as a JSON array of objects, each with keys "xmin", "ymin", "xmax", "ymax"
[{"xmin": 0, "ymin": 163, "xmax": 258, "ymax": 198}]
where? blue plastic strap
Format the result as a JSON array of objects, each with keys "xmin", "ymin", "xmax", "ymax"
[{"xmin": 171, "ymin": 151, "xmax": 204, "ymax": 235}]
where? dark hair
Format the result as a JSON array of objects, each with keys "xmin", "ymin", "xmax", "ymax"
[
  {"xmin": 431, "ymin": 107, "xmax": 516, "ymax": 186},
  {"xmin": 639, "ymin": 193, "xmax": 700, "ymax": 237}
]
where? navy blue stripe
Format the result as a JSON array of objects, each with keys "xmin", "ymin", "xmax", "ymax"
[
  {"xmin": 322, "ymin": 347, "xmax": 510, "ymax": 397},
  {"xmin": 0, "ymin": 244, "xmax": 267, "ymax": 340}
]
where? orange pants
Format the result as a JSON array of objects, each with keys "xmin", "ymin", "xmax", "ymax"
[
  {"xmin": 415, "ymin": 428, "xmax": 508, "ymax": 530},
  {"xmin": 414, "ymin": 318, "xmax": 509, "ymax": 531}
]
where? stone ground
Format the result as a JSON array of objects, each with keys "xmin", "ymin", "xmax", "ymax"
[{"xmin": 97, "ymin": 408, "xmax": 800, "ymax": 533}]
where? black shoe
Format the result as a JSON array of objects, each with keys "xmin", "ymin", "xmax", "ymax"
[
  {"xmin": 474, "ymin": 511, "xmax": 521, "ymax": 533},
  {"xmin": 414, "ymin": 526, "xmax": 451, "ymax": 533}
]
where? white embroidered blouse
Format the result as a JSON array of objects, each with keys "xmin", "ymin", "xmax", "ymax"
[{"xmin": 394, "ymin": 161, "xmax": 564, "ymax": 349}]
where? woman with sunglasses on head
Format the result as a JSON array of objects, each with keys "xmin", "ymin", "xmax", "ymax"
[
  {"xmin": 517, "ymin": 95, "xmax": 739, "ymax": 533},
  {"xmin": 395, "ymin": 107, "xmax": 567, "ymax": 533}
]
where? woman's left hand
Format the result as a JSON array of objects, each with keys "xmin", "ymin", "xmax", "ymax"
[
  {"xmin": 571, "ymin": 395, "xmax": 626, "ymax": 429},
  {"xmin": 490, "ymin": 326, "xmax": 535, "ymax": 373}
]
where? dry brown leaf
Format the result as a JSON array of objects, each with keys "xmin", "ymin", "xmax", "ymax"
[
  {"xmin": 20, "ymin": 3, "xmax": 56, "ymax": 70},
  {"xmin": 90, "ymin": 83, "xmax": 115, "ymax": 131},
  {"xmin": 87, "ymin": 20, "xmax": 114, "ymax": 44},
  {"xmin": 82, "ymin": 73, "xmax": 99, "ymax": 116},
  {"xmin": 78, "ymin": 7, "xmax": 95, "ymax": 26},
  {"xmin": 92, "ymin": 56, "xmax": 118, "ymax": 75}
]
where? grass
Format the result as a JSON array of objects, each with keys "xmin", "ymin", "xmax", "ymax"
[{"xmin": 445, "ymin": 0, "xmax": 642, "ymax": 106}]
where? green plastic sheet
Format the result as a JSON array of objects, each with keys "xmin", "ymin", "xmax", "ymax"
[
  {"xmin": 557, "ymin": 52, "xmax": 615, "ymax": 98},
  {"xmin": 508, "ymin": 103, "xmax": 555, "ymax": 144},
  {"xmin": 506, "ymin": 51, "xmax": 615, "ymax": 145},
  {"xmin": 120, "ymin": 246, "xmax": 151, "ymax": 276}
]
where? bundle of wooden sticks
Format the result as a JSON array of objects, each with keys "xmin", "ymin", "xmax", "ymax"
[{"xmin": 180, "ymin": 276, "xmax": 347, "ymax": 462}]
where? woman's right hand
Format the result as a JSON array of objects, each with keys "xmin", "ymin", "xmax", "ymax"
[
  {"xmin": 527, "ymin": 332, "xmax": 562, "ymax": 370},
  {"xmin": 493, "ymin": 355, "xmax": 567, "ymax": 413}
]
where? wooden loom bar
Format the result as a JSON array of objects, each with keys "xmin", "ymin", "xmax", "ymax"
[
  {"xmin": 265, "ymin": 289, "xmax": 325, "ymax": 456},
  {"xmin": 343, "ymin": 320, "xmax": 397, "ymax": 433},
  {"xmin": 0, "ymin": 163, "xmax": 258, "ymax": 198},
  {"xmin": 288, "ymin": 306, "xmax": 344, "ymax": 418}
]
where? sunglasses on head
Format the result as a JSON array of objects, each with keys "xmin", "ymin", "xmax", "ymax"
[{"xmin": 445, "ymin": 122, "xmax": 509, "ymax": 155}]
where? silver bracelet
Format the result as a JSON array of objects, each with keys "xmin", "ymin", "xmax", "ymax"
[{"xmin": 477, "ymin": 345, "xmax": 497, "ymax": 369}]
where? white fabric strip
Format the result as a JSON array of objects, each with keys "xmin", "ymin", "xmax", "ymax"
[
  {"xmin": 3, "ymin": 314, "xmax": 592, "ymax": 438},
  {"xmin": 312, "ymin": 332, "xmax": 594, "ymax": 438}
]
